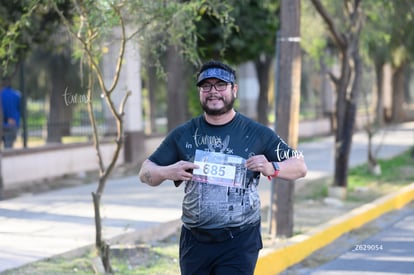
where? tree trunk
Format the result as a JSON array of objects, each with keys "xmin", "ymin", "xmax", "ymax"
[
  {"xmin": 333, "ymin": 56, "xmax": 353, "ymax": 188},
  {"xmin": 273, "ymin": 0, "xmax": 301, "ymax": 238},
  {"xmin": 404, "ymin": 64, "xmax": 412, "ymax": 104},
  {"xmin": 311, "ymin": 0, "xmax": 363, "ymax": 189},
  {"xmin": 374, "ymin": 61, "xmax": 385, "ymax": 126},
  {"xmin": 320, "ymin": 52, "xmax": 336, "ymax": 132},
  {"xmin": 47, "ymin": 54, "xmax": 73, "ymax": 143},
  {"xmin": 92, "ymin": 191, "xmax": 112, "ymax": 273},
  {"xmin": 166, "ymin": 45, "xmax": 188, "ymax": 132},
  {"xmin": 254, "ymin": 56, "xmax": 272, "ymax": 125},
  {"xmin": 391, "ymin": 63, "xmax": 407, "ymax": 122},
  {"xmin": 333, "ymin": 47, "xmax": 362, "ymax": 188}
]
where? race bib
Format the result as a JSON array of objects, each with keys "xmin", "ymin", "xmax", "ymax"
[{"xmin": 192, "ymin": 150, "xmax": 247, "ymax": 188}]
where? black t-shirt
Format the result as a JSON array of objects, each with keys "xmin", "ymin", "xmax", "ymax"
[{"xmin": 149, "ymin": 112, "xmax": 296, "ymax": 229}]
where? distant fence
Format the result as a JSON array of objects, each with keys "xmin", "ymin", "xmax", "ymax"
[{"xmin": 22, "ymin": 98, "xmax": 109, "ymax": 144}]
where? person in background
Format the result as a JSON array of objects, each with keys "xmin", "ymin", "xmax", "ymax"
[
  {"xmin": 139, "ymin": 60, "xmax": 307, "ymax": 275},
  {"xmin": 1, "ymin": 77, "xmax": 21, "ymax": 149}
]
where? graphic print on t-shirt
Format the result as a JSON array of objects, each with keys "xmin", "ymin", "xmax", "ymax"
[
  {"xmin": 192, "ymin": 149, "xmax": 247, "ymax": 189},
  {"xmin": 149, "ymin": 113, "xmax": 296, "ymax": 228},
  {"xmin": 193, "ymin": 128, "xmax": 234, "ymax": 154}
]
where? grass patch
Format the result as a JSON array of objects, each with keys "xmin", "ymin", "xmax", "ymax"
[
  {"xmin": 346, "ymin": 148, "xmax": 414, "ymax": 202},
  {"xmin": 348, "ymin": 149, "xmax": 414, "ymax": 189},
  {"xmin": 4, "ymin": 243, "xmax": 180, "ymax": 275},
  {"xmin": 109, "ymin": 244, "xmax": 180, "ymax": 275},
  {"xmin": 62, "ymin": 136, "xmax": 90, "ymax": 144},
  {"xmin": 3, "ymin": 253, "xmax": 95, "ymax": 275},
  {"xmin": 295, "ymin": 180, "xmax": 329, "ymax": 201},
  {"xmin": 296, "ymin": 147, "xmax": 414, "ymax": 202}
]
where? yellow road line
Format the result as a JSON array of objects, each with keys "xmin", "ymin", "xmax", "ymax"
[{"xmin": 255, "ymin": 182, "xmax": 414, "ymax": 275}]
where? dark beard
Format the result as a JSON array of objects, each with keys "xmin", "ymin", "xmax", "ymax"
[{"xmin": 201, "ymin": 95, "xmax": 235, "ymax": 116}]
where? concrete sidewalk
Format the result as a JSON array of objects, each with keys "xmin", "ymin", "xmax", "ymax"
[{"xmin": 0, "ymin": 122, "xmax": 413, "ymax": 273}]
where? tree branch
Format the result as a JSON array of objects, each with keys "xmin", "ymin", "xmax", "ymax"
[
  {"xmin": 328, "ymin": 71, "xmax": 340, "ymax": 86},
  {"xmin": 88, "ymin": 77, "xmax": 105, "ymax": 175},
  {"xmin": 310, "ymin": 0, "xmax": 347, "ymax": 49},
  {"xmin": 107, "ymin": 4, "xmax": 126, "ymax": 95},
  {"xmin": 96, "ymin": 91, "xmax": 130, "ymax": 196}
]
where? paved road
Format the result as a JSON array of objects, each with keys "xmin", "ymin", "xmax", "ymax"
[
  {"xmin": 0, "ymin": 122, "xmax": 413, "ymax": 273},
  {"xmin": 0, "ymin": 178, "xmax": 185, "ymax": 272},
  {"xmin": 285, "ymin": 202, "xmax": 414, "ymax": 275}
]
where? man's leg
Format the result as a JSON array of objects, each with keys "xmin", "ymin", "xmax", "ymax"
[
  {"xmin": 179, "ymin": 225, "xmax": 214, "ymax": 275},
  {"xmin": 3, "ymin": 127, "xmax": 17, "ymax": 148},
  {"xmin": 212, "ymin": 223, "xmax": 262, "ymax": 275},
  {"xmin": 179, "ymin": 223, "xmax": 263, "ymax": 275}
]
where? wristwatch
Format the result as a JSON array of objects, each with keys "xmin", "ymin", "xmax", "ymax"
[{"xmin": 267, "ymin": 162, "xmax": 280, "ymax": 180}]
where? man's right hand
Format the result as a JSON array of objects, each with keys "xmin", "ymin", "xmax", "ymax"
[
  {"xmin": 168, "ymin": 161, "xmax": 199, "ymax": 182},
  {"xmin": 139, "ymin": 159, "xmax": 199, "ymax": 187}
]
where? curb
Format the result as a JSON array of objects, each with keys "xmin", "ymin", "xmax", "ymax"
[{"xmin": 254, "ymin": 182, "xmax": 414, "ymax": 275}]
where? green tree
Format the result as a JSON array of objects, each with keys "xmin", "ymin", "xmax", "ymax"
[
  {"xmin": 303, "ymin": 0, "xmax": 414, "ymax": 188},
  {"xmin": 350, "ymin": 0, "xmax": 414, "ymax": 173},
  {"xmin": 0, "ymin": 0, "xmax": 71, "ymax": 75},
  {"xmin": 386, "ymin": 1, "xmax": 414, "ymax": 123},
  {"xmin": 362, "ymin": 0, "xmax": 414, "ymax": 124},
  {"xmin": 138, "ymin": 1, "xmax": 234, "ymax": 131},
  {"xmin": 310, "ymin": 0, "xmax": 364, "ymax": 191},
  {"xmin": 53, "ymin": 1, "xmax": 130, "ymax": 270},
  {"xmin": 0, "ymin": 1, "xmax": 80, "ymax": 143},
  {"xmin": 361, "ymin": 1, "xmax": 393, "ymax": 127},
  {"xmin": 52, "ymin": 0, "xmax": 233, "ymax": 271},
  {"xmin": 196, "ymin": 0, "xmax": 280, "ymax": 125}
]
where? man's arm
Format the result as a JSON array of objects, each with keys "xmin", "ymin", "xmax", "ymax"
[
  {"xmin": 246, "ymin": 154, "xmax": 307, "ymax": 181},
  {"xmin": 138, "ymin": 159, "xmax": 199, "ymax": 187},
  {"xmin": 275, "ymin": 157, "xmax": 307, "ymax": 180}
]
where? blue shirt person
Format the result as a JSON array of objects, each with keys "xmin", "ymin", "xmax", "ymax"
[{"xmin": 1, "ymin": 78, "xmax": 21, "ymax": 148}]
